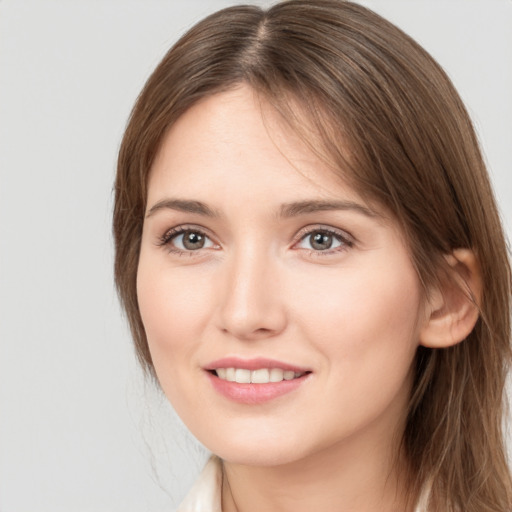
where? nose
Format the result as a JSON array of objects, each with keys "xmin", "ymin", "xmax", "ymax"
[{"xmin": 216, "ymin": 246, "xmax": 287, "ymax": 341}]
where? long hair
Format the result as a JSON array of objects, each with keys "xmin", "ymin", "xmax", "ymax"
[{"xmin": 113, "ymin": 1, "xmax": 512, "ymax": 510}]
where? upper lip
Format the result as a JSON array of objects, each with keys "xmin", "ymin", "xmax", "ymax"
[{"xmin": 205, "ymin": 357, "xmax": 311, "ymax": 373}]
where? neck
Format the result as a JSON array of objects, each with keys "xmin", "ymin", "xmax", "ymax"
[{"xmin": 221, "ymin": 423, "xmax": 415, "ymax": 512}]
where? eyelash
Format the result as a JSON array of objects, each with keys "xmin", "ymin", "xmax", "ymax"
[
  {"xmin": 294, "ymin": 226, "xmax": 354, "ymax": 256},
  {"xmin": 157, "ymin": 225, "xmax": 218, "ymax": 256},
  {"xmin": 157, "ymin": 225, "xmax": 354, "ymax": 257}
]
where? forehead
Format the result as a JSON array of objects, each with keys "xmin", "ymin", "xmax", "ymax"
[{"xmin": 148, "ymin": 85, "xmax": 370, "ymax": 211}]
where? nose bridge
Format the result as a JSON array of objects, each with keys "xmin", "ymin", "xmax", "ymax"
[{"xmin": 217, "ymin": 240, "xmax": 286, "ymax": 340}]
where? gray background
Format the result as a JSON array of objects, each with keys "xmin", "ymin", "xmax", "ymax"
[{"xmin": 1, "ymin": 1, "xmax": 511, "ymax": 511}]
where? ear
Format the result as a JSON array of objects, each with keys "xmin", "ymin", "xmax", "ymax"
[{"xmin": 420, "ymin": 249, "xmax": 482, "ymax": 348}]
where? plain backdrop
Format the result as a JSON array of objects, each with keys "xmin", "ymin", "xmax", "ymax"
[{"xmin": 1, "ymin": 1, "xmax": 511, "ymax": 511}]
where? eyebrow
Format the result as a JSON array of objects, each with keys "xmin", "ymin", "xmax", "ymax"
[
  {"xmin": 146, "ymin": 198, "xmax": 377, "ymax": 219},
  {"xmin": 279, "ymin": 200, "xmax": 377, "ymax": 218},
  {"xmin": 146, "ymin": 199, "xmax": 220, "ymax": 218}
]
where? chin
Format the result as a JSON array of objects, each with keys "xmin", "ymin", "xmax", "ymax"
[
  {"xmin": 200, "ymin": 429, "xmax": 311, "ymax": 468},
  {"xmin": 215, "ymin": 447, "xmax": 305, "ymax": 468}
]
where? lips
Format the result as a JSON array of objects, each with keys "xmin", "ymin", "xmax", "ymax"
[{"xmin": 205, "ymin": 357, "xmax": 312, "ymax": 404}]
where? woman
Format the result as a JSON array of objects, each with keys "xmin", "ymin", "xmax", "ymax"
[{"xmin": 113, "ymin": 1, "xmax": 512, "ymax": 510}]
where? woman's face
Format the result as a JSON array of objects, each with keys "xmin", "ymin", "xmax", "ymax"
[{"xmin": 137, "ymin": 85, "xmax": 428, "ymax": 467}]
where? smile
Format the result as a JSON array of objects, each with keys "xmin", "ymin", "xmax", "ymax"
[
  {"xmin": 205, "ymin": 358, "xmax": 312, "ymax": 404},
  {"xmin": 214, "ymin": 368, "xmax": 306, "ymax": 384}
]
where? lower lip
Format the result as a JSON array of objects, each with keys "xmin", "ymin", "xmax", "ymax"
[{"xmin": 206, "ymin": 371, "xmax": 310, "ymax": 404}]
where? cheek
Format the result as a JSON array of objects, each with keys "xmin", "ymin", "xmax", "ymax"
[
  {"xmin": 136, "ymin": 257, "xmax": 218, "ymax": 421},
  {"xmin": 136, "ymin": 256, "xmax": 214, "ymax": 369},
  {"xmin": 285, "ymin": 259, "xmax": 422, "ymax": 440},
  {"xmin": 292, "ymin": 259, "xmax": 422, "ymax": 369}
]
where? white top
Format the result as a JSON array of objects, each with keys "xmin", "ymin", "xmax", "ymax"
[{"xmin": 177, "ymin": 456, "xmax": 430, "ymax": 512}]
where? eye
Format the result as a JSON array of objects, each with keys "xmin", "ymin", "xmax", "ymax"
[
  {"xmin": 295, "ymin": 228, "xmax": 352, "ymax": 253},
  {"xmin": 160, "ymin": 227, "xmax": 217, "ymax": 253}
]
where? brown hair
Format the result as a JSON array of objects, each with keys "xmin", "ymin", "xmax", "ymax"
[{"xmin": 113, "ymin": 1, "xmax": 512, "ymax": 510}]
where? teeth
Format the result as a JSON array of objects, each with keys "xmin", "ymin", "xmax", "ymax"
[
  {"xmin": 226, "ymin": 368, "xmax": 236, "ymax": 382},
  {"xmin": 235, "ymin": 369, "xmax": 251, "ymax": 384},
  {"xmin": 269, "ymin": 368, "xmax": 284, "ymax": 382},
  {"xmin": 251, "ymin": 368, "xmax": 269, "ymax": 383},
  {"xmin": 215, "ymin": 368, "xmax": 305, "ymax": 384}
]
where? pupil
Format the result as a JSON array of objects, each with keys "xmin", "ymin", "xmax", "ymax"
[
  {"xmin": 311, "ymin": 232, "xmax": 332, "ymax": 250},
  {"xmin": 183, "ymin": 231, "xmax": 205, "ymax": 250}
]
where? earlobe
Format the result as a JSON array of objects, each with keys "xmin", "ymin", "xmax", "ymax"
[{"xmin": 420, "ymin": 249, "xmax": 482, "ymax": 348}]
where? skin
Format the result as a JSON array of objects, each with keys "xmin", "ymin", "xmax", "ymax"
[{"xmin": 137, "ymin": 85, "xmax": 434, "ymax": 512}]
